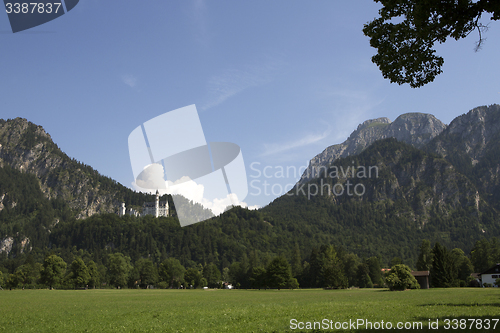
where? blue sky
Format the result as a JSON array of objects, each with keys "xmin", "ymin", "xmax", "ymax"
[{"xmin": 1, "ymin": 1, "xmax": 499, "ymax": 209}]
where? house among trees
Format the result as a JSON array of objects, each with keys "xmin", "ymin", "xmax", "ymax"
[
  {"xmin": 411, "ymin": 271, "xmax": 430, "ymax": 289},
  {"xmin": 381, "ymin": 268, "xmax": 430, "ymax": 289},
  {"xmin": 479, "ymin": 263, "xmax": 500, "ymax": 287}
]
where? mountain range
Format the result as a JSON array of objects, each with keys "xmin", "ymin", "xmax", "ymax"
[{"xmin": 1, "ymin": 104, "xmax": 500, "ymax": 267}]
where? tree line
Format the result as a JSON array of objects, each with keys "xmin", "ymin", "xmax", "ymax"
[{"xmin": 1, "ymin": 237, "xmax": 498, "ymax": 290}]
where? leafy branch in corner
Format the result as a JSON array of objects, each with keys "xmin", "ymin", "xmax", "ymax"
[{"xmin": 363, "ymin": 0, "xmax": 499, "ymax": 88}]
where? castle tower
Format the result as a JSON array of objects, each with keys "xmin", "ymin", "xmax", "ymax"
[
  {"xmin": 155, "ymin": 190, "xmax": 159, "ymax": 218},
  {"xmin": 119, "ymin": 202, "xmax": 126, "ymax": 217}
]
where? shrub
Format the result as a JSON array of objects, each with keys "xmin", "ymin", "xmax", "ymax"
[
  {"xmin": 287, "ymin": 278, "xmax": 299, "ymax": 289},
  {"xmin": 385, "ymin": 265, "xmax": 420, "ymax": 291},
  {"xmin": 157, "ymin": 281, "xmax": 169, "ymax": 289}
]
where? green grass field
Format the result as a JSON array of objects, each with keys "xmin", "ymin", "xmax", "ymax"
[{"xmin": 0, "ymin": 288, "xmax": 499, "ymax": 332}]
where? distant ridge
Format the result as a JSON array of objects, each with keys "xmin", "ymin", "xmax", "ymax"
[{"xmin": 299, "ymin": 112, "xmax": 446, "ymax": 184}]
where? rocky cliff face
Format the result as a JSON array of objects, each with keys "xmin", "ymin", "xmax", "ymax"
[
  {"xmin": 426, "ymin": 104, "xmax": 500, "ymax": 210},
  {"xmin": 427, "ymin": 104, "xmax": 500, "ymax": 163},
  {"xmin": 0, "ymin": 118, "xmax": 120, "ymax": 218},
  {"xmin": 294, "ymin": 138, "xmax": 487, "ymax": 229},
  {"xmin": 300, "ymin": 113, "xmax": 446, "ymax": 183}
]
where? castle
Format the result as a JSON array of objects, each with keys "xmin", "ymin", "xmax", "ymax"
[{"xmin": 118, "ymin": 190, "xmax": 169, "ymax": 218}]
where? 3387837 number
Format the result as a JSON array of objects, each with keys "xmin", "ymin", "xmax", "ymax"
[
  {"xmin": 5, "ymin": 3, "xmax": 62, "ymax": 14},
  {"xmin": 443, "ymin": 318, "xmax": 499, "ymax": 330}
]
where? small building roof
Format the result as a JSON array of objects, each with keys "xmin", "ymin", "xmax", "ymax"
[
  {"xmin": 479, "ymin": 263, "xmax": 500, "ymax": 276},
  {"xmin": 411, "ymin": 271, "xmax": 430, "ymax": 277}
]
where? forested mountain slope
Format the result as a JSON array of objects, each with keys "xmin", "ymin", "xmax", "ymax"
[
  {"xmin": 0, "ymin": 118, "xmax": 154, "ymax": 218},
  {"xmin": 262, "ymin": 138, "xmax": 500, "ymax": 265},
  {"xmin": 2, "ymin": 106, "xmax": 500, "ymax": 268}
]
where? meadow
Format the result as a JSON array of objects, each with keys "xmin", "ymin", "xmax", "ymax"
[{"xmin": 0, "ymin": 288, "xmax": 499, "ymax": 332}]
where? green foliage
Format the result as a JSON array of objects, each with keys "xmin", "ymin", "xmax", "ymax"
[
  {"xmin": 69, "ymin": 257, "xmax": 90, "ymax": 289},
  {"xmin": 366, "ymin": 257, "xmax": 383, "ymax": 287},
  {"xmin": 3, "ymin": 119, "xmax": 500, "ymax": 294},
  {"xmin": 303, "ymin": 247, "xmax": 323, "ymax": 288},
  {"xmin": 184, "ymin": 268, "xmax": 202, "ymax": 288},
  {"xmin": 0, "ymin": 165, "xmax": 75, "ymax": 252},
  {"xmin": 249, "ymin": 267, "xmax": 267, "ymax": 289},
  {"xmin": 203, "ymin": 263, "xmax": 221, "ymax": 288},
  {"xmin": 363, "ymin": 0, "xmax": 499, "ymax": 88},
  {"xmin": 229, "ymin": 261, "xmax": 249, "ymax": 288},
  {"xmin": 133, "ymin": 259, "xmax": 158, "ymax": 288},
  {"xmin": 159, "ymin": 258, "xmax": 185, "ymax": 288},
  {"xmin": 291, "ymin": 243, "xmax": 302, "ymax": 277},
  {"xmin": 385, "ymin": 264, "xmax": 420, "ymax": 291},
  {"xmin": 471, "ymin": 238, "xmax": 500, "ymax": 272},
  {"xmin": 3, "ymin": 134, "xmax": 499, "ymax": 283},
  {"xmin": 287, "ymin": 277, "xmax": 299, "ymax": 289},
  {"xmin": 6, "ymin": 273, "xmax": 20, "ymax": 289},
  {"xmin": 431, "ymin": 242, "xmax": 455, "ymax": 288},
  {"xmin": 416, "ymin": 240, "xmax": 433, "ymax": 271},
  {"xmin": 321, "ymin": 245, "xmax": 347, "ymax": 289},
  {"xmin": 11, "ymin": 257, "xmax": 41, "ymax": 288},
  {"xmin": 86, "ymin": 260, "xmax": 100, "ymax": 288},
  {"xmin": 262, "ymin": 138, "xmax": 497, "ymax": 269},
  {"xmin": 341, "ymin": 253, "xmax": 361, "ymax": 287},
  {"xmin": 450, "ymin": 248, "xmax": 474, "ymax": 283},
  {"xmin": 266, "ymin": 257, "xmax": 292, "ymax": 289},
  {"xmin": 107, "ymin": 253, "xmax": 132, "ymax": 288},
  {"xmin": 390, "ymin": 257, "xmax": 403, "ymax": 267},
  {"xmin": 40, "ymin": 255, "xmax": 67, "ymax": 289},
  {"xmin": 356, "ymin": 263, "xmax": 373, "ymax": 288}
]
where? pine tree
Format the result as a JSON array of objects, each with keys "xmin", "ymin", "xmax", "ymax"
[
  {"xmin": 416, "ymin": 239, "xmax": 433, "ymax": 271},
  {"xmin": 366, "ymin": 257, "xmax": 383, "ymax": 286},
  {"xmin": 322, "ymin": 246, "xmax": 348, "ymax": 289},
  {"xmin": 291, "ymin": 243, "xmax": 302, "ymax": 277},
  {"xmin": 431, "ymin": 243, "xmax": 455, "ymax": 288},
  {"xmin": 266, "ymin": 257, "xmax": 291, "ymax": 290}
]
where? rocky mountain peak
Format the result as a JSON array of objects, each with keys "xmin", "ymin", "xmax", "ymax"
[
  {"xmin": 355, "ymin": 117, "xmax": 391, "ymax": 132},
  {"xmin": 299, "ymin": 112, "xmax": 446, "ymax": 184},
  {"xmin": 447, "ymin": 104, "xmax": 500, "ymax": 138},
  {"xmin": 0, "ymin": 117, "xmax": 51, "ymax": 147},
  {"xmin": 428, "ymin": 104, "xmax": 500, "ymax": 161},
  {"xmin": 0, "ymin": 118, "xmax": 119, "ymax": 218}
]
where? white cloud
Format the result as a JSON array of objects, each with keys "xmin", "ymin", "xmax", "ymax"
[
  {"xmin": 239, "ymin": 203, "xmax": 260, "ymax": 210},
  {"xmin": 132, "ymin": 163, "xmax": 252, "ymax": 216},
  {"xmin": 261, "ymin": 126, "xmax": 332, "ymax": 157},
  {"xmin": 133, "ymin": 163, "xmax": 166, "ymax": 190},
  {"xmin": 201, "ymin": 58, "xmax": 285, "ymax": 111},
  {"xmin": 121, "ymin": 74, "xmax": 137, "ymax": 88},
  {"xmin": 183, "ymin": 0, "xmax": 212, "ymax": 47}
]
